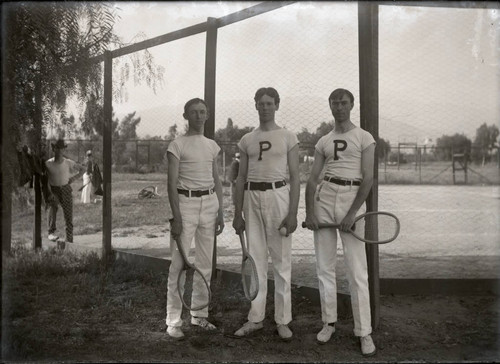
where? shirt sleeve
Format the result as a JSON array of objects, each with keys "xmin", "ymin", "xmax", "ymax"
[
  {"xmin": 287, "ymin": 131, "xmax": 299, "ymax": 152},
  {"xmin": 315, "ymin": 136, "xmax": 325, "ymax": 156},
  {"xmin": 361, "ymin": 130, "xmax": 376, "ymax": 151},
  {"xmin": 237, "ymin": 134, "xmax": 248, "ymax": 154},
  {"xmin": 212, "ymin": 140, "xmax": 221, "ymax": 160},
  {"xmin": 167, "ymin": 139, "xmax": 181, "ymax": 160}
]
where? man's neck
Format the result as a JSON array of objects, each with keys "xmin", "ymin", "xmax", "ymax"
[
  {"xmin": 259, "ymin": 120, "xmax": 279, "ymax": 131},
  {"xmin": 334, "ymin": 119, "xmax": 355, "ymax": 133},
  {"xmin": 185, "ymin": 128, "xmax": 204, "ymax": 136}
]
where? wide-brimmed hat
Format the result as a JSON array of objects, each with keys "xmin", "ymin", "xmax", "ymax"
[{"xmin": 51, "ymin": 139, "xmax": 67, "ymax": 149}]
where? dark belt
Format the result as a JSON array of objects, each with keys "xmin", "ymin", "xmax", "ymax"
[
  {"xmin": 324, "ymin": 176, "xmax": 361, "ymax": 186},
  {"xmin": 177, "ymin": 188, "xmax": 214, "ymax": 197},
  {"xmin": 246, "ymin": 180, "xmax": 286, "ymax": 191}
]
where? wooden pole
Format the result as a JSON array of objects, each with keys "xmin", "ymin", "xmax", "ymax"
[
  {"xmin": 204, "ymin": 17, "xmax": 218, "ymax": 280},
  {"xmin": 32, "ymin": 76, "xmax": 42, "ymax": 250},
  {"xmin": 103, "ymin": 51, "xmax": 113, "ymax": 265},
  {"xmin": 358, "ymin": 1, "xmax": 380, "ymax": 329}
]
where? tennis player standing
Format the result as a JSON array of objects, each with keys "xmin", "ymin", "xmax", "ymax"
[
  {"xmin": 165, "ymin": 98, "xmax": 224, "ymax": 339},
  {"xmin": 304, "ymin": 88, "xmax": 376, "ymax": 356},
  {"xmin": 232, "ymin": 87, "xmax": 300, "ymax": 341}
]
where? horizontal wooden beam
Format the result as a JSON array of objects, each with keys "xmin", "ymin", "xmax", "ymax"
[
  {"xmin": 216, "ymin": 1, "xmax": 296, "ymax": 28},
  {"xmin": 376, "ymin": 1, "xmax": 498, "ymax": 10},
  {"xmin": 112, "ymin": 22, "xmax": 208, "ymax": 58}
]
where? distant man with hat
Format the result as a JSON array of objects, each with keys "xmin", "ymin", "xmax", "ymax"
[{"xmin": 45, "ymin": 139, "xmax": 86, "ymax": 245}]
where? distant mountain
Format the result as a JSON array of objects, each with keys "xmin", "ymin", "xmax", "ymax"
[{"xmin": 129, "ymin": 96, "xmax": 487, "ymax": 145}]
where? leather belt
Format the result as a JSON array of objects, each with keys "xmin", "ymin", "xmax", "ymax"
[
  {"xmin": 246, "ymin": 180, "xmax": 286, "ymax": 191},
  {"xmin": 324, "ymin": 176, "xmax": 361, "ymax": 186},
  {"xmin": 177, "ymin": 188, "xmax": 214, "ymax": 197}
]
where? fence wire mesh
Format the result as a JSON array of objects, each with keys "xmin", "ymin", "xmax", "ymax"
[{"xmin": 12, "ymin": 3, "xmax": 499, "ymax": 290}]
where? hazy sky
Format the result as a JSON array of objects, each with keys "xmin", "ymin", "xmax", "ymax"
[{"xmin": 105, "ymin": 2, "xmax": 499, "ymax": 145}]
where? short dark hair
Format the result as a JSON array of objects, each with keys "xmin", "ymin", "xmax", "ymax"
[
  {"xmin": 254, "ymin": 87, "xmax": 280, "ymax": 106},
  {"xmin": 183, "ymin": 98, "xmax": 208, "ymax": 115},
  {"xmin": 328, "ymin": 88, "xmax": 354, "ymax": 104}
]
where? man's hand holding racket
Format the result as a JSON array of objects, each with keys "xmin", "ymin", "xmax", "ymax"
[
  {"xmin": 233, "ymin": 214, "xmax": 245, "ymax": 235},
  {"xmin": 303, "ymin": 213, "xmax": 320, "ymax": 231},
  {"xmin": 278, "ymin": 213, "xmax": 297, "ymax": 237},
  {"xmin": 170, "ymin": 218, "xmax": 183, "ymax": 241},
  {"xmin": 215, "ymin": 209, "xmax": 225, "ymax": 236}
]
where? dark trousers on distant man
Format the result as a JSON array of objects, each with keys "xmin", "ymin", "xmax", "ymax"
[{"xmin": 48, "ymin": 184, "xmax": 73, "ymax": 243}]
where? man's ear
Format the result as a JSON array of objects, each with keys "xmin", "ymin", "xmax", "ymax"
[
  {"xmin": 275, "ymin": 103, "xmax": 280, "ymax": 111},
  {"xmin": 182, "ymin": 112, "xmax": 188, "ymax": 120}
]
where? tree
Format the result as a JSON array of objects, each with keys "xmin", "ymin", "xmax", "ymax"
[
  {"xmin": 435, "ymin": 133, "xmax": 472, "ymax": 161},
  {"xmin": 117, "ymin": 112, "xmax": 141, "ymax": 140},
  {"xmin": 2, "ymin": 2, "xmax": 164, "ymax": 251},
  {"xmin": 214, "ymin": 118, "xmax": 254, "ymax": 142},
  {"xmin": 377, "ymin": 138, "xmax": 391, "ymax": 162},
  {"xmin": 472, "ymin": 123, "xmax": 499, "ymax": 165},
  {"xmin": 166, "ymin": 124, "xmax": 179, "ymax": 141}
]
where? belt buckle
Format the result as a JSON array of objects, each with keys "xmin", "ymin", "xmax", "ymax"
[{"xmin": 259, "ymin": 183, "xmax": 267, "ymax": 191}]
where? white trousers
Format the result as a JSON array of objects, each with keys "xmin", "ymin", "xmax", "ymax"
[
  {"xmin": 243, "ymin": 185, "xmax": 292, "ymax": 325},
  {"xmin": 81, "ymin": 173, "xmax": 92, "ymax": 204},
  {"xmin": 166, "ymin": 193, "xmax": 219, "ymax": 327},
  {"xmin": 313, "ymin": 181, "xmax": 372, "ymax": 337}
]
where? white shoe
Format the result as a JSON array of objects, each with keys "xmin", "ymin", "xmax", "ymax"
[
  {"xmin": 277, "ymin": 324, "xmax": 293, "ymax": 341},
  {"xmin": 360, "ymin": 335, "xmax": 376, "ymax": 356},
  {"xmin": 166, "ymin": 326, "xmax": 184, "ymax": 339},
  {"xmin": 316, "ymin": 323, "xmax": 335, "ymax": 344},
  {"xmin": 48, "ymin": 234, "xmax": 58, "ymax": 241},
  {"xmin": 191, "ymin": 317, "xmax": 216, "ymax": 330},
  {"xmin": 234, "ymin": 321, "xmax": 264, "ymax": 337}
]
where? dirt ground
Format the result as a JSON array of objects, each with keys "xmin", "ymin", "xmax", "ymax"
[{"xmin": 2, "ymin": 248, "xmax": 499, "ymax": 363}]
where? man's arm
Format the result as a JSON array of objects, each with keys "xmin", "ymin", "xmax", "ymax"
[
  {"xmin": 278, "ymin": 144, "xmax": 300, "ymax": 236},
  {"xmin": 212, "ymin": 159, "xmax": 224, "ymax": 235},
  {"xmin": 167, "ymin": 152, "xmax": 182, "ymax": 240},
  {"xmin": 304, "ymin": 151, "xmax": 326, "ymax": 230},
  {"xmin": 232, "ymin": 149, "xmax": 248, "ymax": 234},
  {"xmin": 339, "ymin": 143, "xmax": 375, "ymax": 232}
]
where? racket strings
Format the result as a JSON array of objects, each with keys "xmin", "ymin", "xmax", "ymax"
[
  {"xmin": 363, "ymin": 214, "xmax": 399, "ymax": 242},
  {"xmin": 242, "ymin": 258, "xmax": 258, "ymax": 300}
]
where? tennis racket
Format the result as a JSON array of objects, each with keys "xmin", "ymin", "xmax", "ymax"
[
  {"xmin": 173, "ymin": 237, "xmax": 212, "ymax": 311},
  {"xmin": 302, "ymin": 211, "xmax": 400, "ymax": 244},
  {"xmin": 238, "ymin": 232, "xmax": 259, "ymax": 301}
]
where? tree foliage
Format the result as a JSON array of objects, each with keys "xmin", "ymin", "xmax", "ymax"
[
  {"xmin": 472, "ymin": 123, "xmax": 499, "ymax": 165},
  {"xmin": 435, "ymin": 133, "xmax": 472, "ymax": 160},
  {"xmin": 4, "ymin": 2, "xmax": 164, "ymax": 146},
  {"xmin": 214, "ymin": 118, "xmax": 254, "ymax": 142}
]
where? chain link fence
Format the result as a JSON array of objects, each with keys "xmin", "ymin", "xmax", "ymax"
[{"xmin": 12, "ymin": 3, "xmax": 499, "ymax": 289}]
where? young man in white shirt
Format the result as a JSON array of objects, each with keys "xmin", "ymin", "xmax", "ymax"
[
  {"xmin": 165, "ymin": 98, "xmax": 224, "ymax": 339},
  {"xmin": 304, "ymin": 88, "xmax": 377, "ymax": 356},
  {"xmin": 232, "ymin": 87, "xmax": 300, "ymax": 341},
  {"xmin": 45, "ymin": 139, "xmax": 86, "ymax": 245}
]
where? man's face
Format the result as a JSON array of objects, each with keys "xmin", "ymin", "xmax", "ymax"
[
  {"xmin": 329, "ymin": 94, "xmax": 353, "ymax": 122},
  {"xmin": 184, "ymin": 102, "xmax": 208, "ymax": 132},
  {"xmin": 255, "ymin": 94, "xmax": 279, "ymax": 123},
  {"xmin": 52, "ymin": 146, "xmax": 63, "ymax": 157}
]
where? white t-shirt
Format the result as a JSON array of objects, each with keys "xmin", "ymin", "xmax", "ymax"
[
  {"xmin": 45, "ymin": 158, "xmax": 79, "ymax": 186},
  {"xmin": 315, "ymin": 127, "xmax": 375, "ymax": 180},
  {"xmin": 167, "ymin": 134, "xmax": 220, "ymax": 190},
  {"xmin": 238, "ymin": 128, "xmax": 298, "ymax": 182}
]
